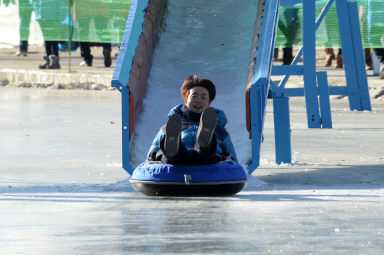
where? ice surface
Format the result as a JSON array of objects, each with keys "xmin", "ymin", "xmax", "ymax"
[
  {"xmin": 1, "ymin": 78, "xmax": 384, "ymax": 255},
  {"xmin": 1, "ymin": 0, "xmax": 384, "ymax": 254}
]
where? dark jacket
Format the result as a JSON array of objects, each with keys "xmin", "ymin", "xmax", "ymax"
[{"xmin": 147, "ymin": 104, "xmax": 238, "ymax": 162}]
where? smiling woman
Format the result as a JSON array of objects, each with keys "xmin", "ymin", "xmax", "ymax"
[
  {"xmin": 146, "ymin": 74, "xmax": 237, "ymax": 165},
  {"xmin": 181, "ymin": 74, "xmax": 216, "ymax": 114},
  {"xmin": 186, "ymin": 86, "xmax": 210, "ymax": 113}
]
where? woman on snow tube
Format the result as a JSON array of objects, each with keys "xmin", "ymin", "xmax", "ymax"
[
  {"xmin": 147, "ymin": 74, "xmax": 237, "ymax": 164},
  {"xmin": 131, "ymin": 75, "xmax": 246, "ymax": 196}
]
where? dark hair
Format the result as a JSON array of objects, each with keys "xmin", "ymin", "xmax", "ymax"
[{"xmin": 180, "ymin": 75, "xmax": 216, "ymax": 102}]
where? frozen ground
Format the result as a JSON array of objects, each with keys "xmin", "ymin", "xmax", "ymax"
[
  {"xmin": 1, "ymin": 87, "xmax": 383, "ymax": 254},
  {"xmin": 1, "ymin": 0, "xmax": 384, "ymax": 253}
]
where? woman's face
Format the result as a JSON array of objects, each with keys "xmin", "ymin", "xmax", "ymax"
[{"xmin": 186, "ymin": 86, "xmax": 210, "ymax": 114}]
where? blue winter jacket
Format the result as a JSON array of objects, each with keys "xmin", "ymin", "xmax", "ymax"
[{"xmin": 148, "ymin": 104, "xmax": 238, "ymax": 162}]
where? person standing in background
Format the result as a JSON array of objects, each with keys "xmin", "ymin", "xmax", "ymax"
[
  {"xmin": 323, "ymin": 4, "xmax": 343, "ymax": 68},
  {"xmin": 30, "ymin": 0, "xmax": 67, "ymax": 69},
  {"xmin": 74, "ymin": 0, "xmax": 112, "ymax": 67},
  {"xmin": 367, "ymin": 0, "xmax": 384, "ymax": 79},
  {"xmin": 16, "ymin": 0, "xmax": 34, "ymax": 56},
  {"xmin": 274, "ymin": 4, "xmax": 300, "ymax": 65},
  {"xmin": 0, "ymin": 0, "xmax": 32, "ymax": 56}
]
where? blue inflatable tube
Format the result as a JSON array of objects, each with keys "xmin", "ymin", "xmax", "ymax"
[{"xmin": 130, "ymin": 161, "xmax": 248, "ymax": 196}]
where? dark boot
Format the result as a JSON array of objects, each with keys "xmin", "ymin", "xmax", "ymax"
[
  {"xmin": 47, "ymin": 55, "xmax": 60, "ymax": 69},
  {"xmin": 103, "ymin": 49, "xmax": 111, "ymax": 67},
  {"xmin": 273, "ymin": 48, "xmax": 279, "ymax": 61},
  {"xmin": 282, "ymin": 47, "xmax": 293, "ymax": 65},
  {"xmin": 164, "ymin": 114, "xmax": 182, "ymax": 159},
  {"xmin": 324, "ymin": 48, "xmax": 335, "ymax": 67},
  {"xmin": 335, "ymin": 50, "xmax": 343, "ymax": 69},
  {"xmin": 80, "ymin": 55, "xmax": 93, "ymax": 66},
  {"xmin": 86, "ymin": 55, "xmax": 93, "ymax": 66},
  {"xmin": 39, "ymin": 56, "xmax": 50, "ymax": 69},
  {"xmin": 16, "ymin": 40, "xmax": 28, "ymax": 56},
  {"xmin": 196, "ymin": 107, "xmax": 216, "ymax": 150},
  {"xmin": 364, "ymin": 48, "xmax": 372, "ymax": 70}
]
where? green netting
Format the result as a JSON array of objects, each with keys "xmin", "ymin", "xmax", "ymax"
[
  {"xmin": 274, "ymin": 0, "xmax": 383, "ymax": 48},
  {"xmin": 1, "ymin": 0, "xmax": 131, "ymax": 43},
  {"xmin": 1, "ymin": 0, "xmax": 383, "ymax": 47}
]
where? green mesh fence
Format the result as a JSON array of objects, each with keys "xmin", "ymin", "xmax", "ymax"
[
  {"xmin": 1, "ymin": 0, "xmax": 131, "ymax": 43},
  {"xmin": 1, "ymin": 0, "xmax": 383, "ymax": 47},
  {"xmin": 276, "ymin": 0, "xmax": 384, "ymax": 48}
]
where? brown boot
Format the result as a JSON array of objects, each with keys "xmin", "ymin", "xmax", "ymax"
[
  {"xmin": 364, "ymin": 48, "xmax": 373, "ymax": 70},
  {"xmin": 324, "ymin": 48, "xmax": 335, "ymax": 67},
  {"xmin": 335, "ymin": 51, "xmax": 343, "ymax": 68}
]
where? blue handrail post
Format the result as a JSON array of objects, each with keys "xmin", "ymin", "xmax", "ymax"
[
  {"xmin": 246, "ymin": 0, "xmax": 281, "ymax": 174},
  {"xmin": 335, "ymin": 0, "xmax": 371, "ymax": 111},
  {"xmin": 317, "ymin": 71, "xmax": 332, "ymax": 128},
  {"xmin": 302, "ymin": 0, "xmax": 321, "ymax": 128},
  {"xmin": 247, "ymin": 81, "xmax": 268, "ymax": 173},
  {"xmin": 272, "ymin": 93, "xmax": 291, "ymax": 164},
  {"xmin": 121, "ymin": 87, "xmax": 134, "ymax": 174},
  {"xmin": 111, "ymin": 0, "xmax": 150, "ymax": 175},
  {"xmin": 110, "ymin": 80, "xmax": 134, "ymax": 175}
]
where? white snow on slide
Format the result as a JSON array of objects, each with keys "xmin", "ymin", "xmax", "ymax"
[{"xmin": 131, "ymin": 0, "xmax": 258, "ymax": 168}]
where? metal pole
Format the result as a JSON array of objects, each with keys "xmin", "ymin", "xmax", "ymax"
[
  {"xmin": 302, "ymin": 0, "xmax": 321, "ymax": 128},
  {"xmin": 68, "ymin": 0, "xmax": 72, "ymax": 72}
]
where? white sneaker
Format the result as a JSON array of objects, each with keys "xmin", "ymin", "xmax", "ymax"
[
  {"xmin": 379, "ymin": 64, "xmax": 384, "ymax": 80},
  {"xmin": 16, "ymin": 51, "xmax": 27, "ymax": 57}
]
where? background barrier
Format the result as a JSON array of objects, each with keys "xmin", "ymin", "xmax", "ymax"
[{"xmin": 1, "ymin": 0, "xmax": 382, "ymax": 47}]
